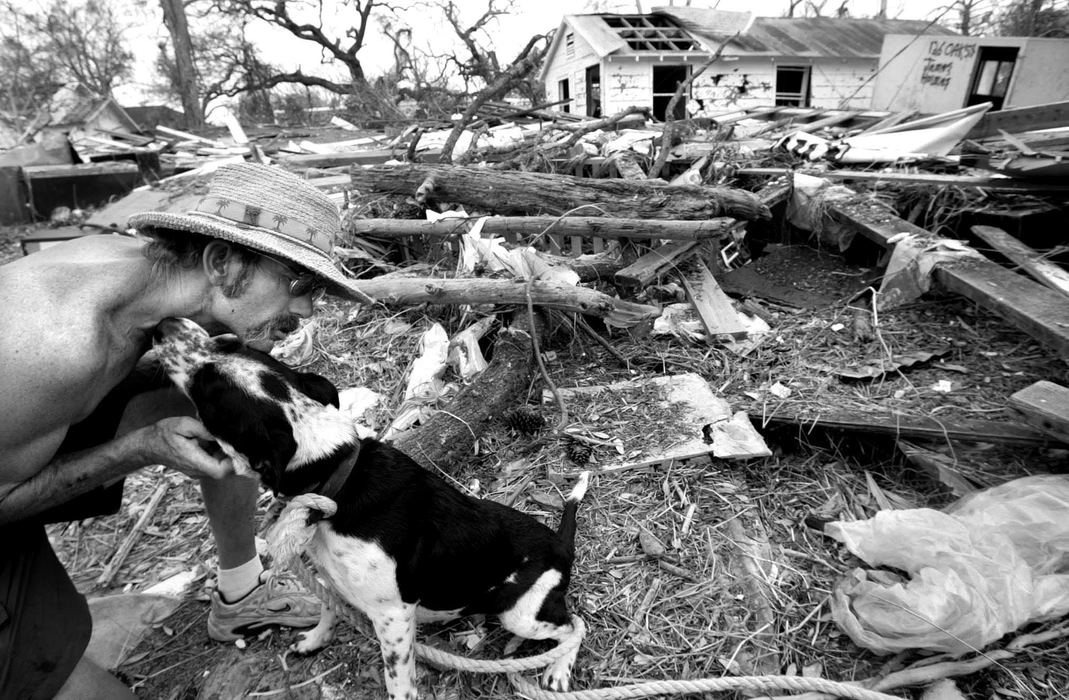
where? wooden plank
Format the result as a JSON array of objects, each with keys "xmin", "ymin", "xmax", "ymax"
[
  {"xmin": 614, "ymin": 240, "xmax": 700, "ymax": 291},
  {"xmin": 971, "ymin": 225, "xmax": 1069, "ymax": 300},
  {"xmin": 966, "ymin": 100, "xmax": 1069, "ymax": 140},
  {"xmin": 736, "ymin": 168, "xmax": 1069, "ymax": 193},
  {"xmin": 279, "ymin": 149, "xmax": 425, "ymax": 169},
  {"xmin": 22, "ymin": 162, "xmax": 140, "ymax": 180},
  {"xmin": 828, "ymin": 197, "xmax": 1069, "ymax": 357},
  {"xmin": 859, "ymin": 109, "xmax": 918, "ymax": 134},
  {"xmin": 760, "ymin": 411, "xmax": 1050, "ymax": 446},
  {"xmin": 795, "ymin": 110, "xmax": 862, "ymax": 133},
  {"xmin": 1008, "ymin": 380, "xmax": 1069, "ymax": 444},
  {"xmin": 680, "ymin": 261, "xmax": 748, "ymax": 339}
]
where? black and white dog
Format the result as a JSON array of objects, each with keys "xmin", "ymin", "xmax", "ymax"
[{"xmin": 151, "ymin": 317, "xmax": 588, "ymax": 698}]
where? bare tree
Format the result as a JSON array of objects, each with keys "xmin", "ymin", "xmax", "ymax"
[
  {"xmin": 32, "ymin": 0, "xmax": 134, "ymax": 97},
  {"xmin": 208, "ymin": 0, "xmax": 402, "ymax": 121},
  {"xmin": 936, "ymin": 0, "xmax": 997, "ymax": 36},
  {"xmin": 160, "ymin": 0, "xmax": 204, "ymax": 128},
  {"xmin": 996, "ymin": 0, "xmax": 1069, "ymax": 36},
  {"xmin": 0, "ymin": 4, "xmax": 61, "ymax": 131}
]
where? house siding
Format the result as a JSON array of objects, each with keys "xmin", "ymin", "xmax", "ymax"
[
  {"xmin": 594, "ymin": 56, "xmax": 876, "ymax": 114},
  {"xmin": 542, "ymin": 23, "xmax": 603, "ymax": 116}
]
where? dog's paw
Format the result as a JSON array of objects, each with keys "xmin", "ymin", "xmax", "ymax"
[
  {"xmin": 541, "ymin": 662, "xmax": 572, "ymax": 692},
  {"xmin": 290, "ymin": 626, "xmax": 333, "ymax": 654}
]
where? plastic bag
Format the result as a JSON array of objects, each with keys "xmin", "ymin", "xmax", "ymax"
[{"xmin": 827, "ymin": 475, "xmax": 1069, "ymax": 656}]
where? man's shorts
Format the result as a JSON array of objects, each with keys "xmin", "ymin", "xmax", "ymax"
[{"xmin": 0, "ymin": 367, "xmax": 174, "ymax": 697}]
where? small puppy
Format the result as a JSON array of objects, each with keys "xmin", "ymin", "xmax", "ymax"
[{"xmin": 152, "ymin": 317, "xmax": 588, "ymax": 698}]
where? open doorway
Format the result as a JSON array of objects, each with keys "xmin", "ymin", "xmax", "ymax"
[
  {"xmin": 652, "ymin": 65, "xmax": 689, "ymax": 120},
  {"xmin": 585, "ymin": 65, "xmax": 601, "ymax": 118}
]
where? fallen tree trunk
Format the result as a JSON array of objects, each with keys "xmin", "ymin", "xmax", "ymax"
[
  {"xmin": 349, "ymin": 164, "xmax": 772, "ymax": 221},
  {"xmin": 351, "ymin": 276, "xmax": 659, "ymax": 327},
  {"xmin": 347, "ymin": 215, "xmax": 736, "ymax": 241},
  {"xmin": 390, "ymin": 312, "xmax": 541, "ymax": 473}
]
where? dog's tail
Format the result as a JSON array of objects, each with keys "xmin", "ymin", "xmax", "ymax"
[
  {"xmin": 557, "ymin": 471, "xmax": 591, "ymax": 560},
  {"xmin": 266, "ymin": 494, "xmax": 338, "ymax": 568}
]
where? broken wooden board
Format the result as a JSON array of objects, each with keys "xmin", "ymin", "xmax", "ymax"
[
  {"xmin": 965, "ymin": 99, "xmax": 1069, "ymax": 140},
  {"xmin": 759, "ymin": 410, "xmax": 1050, "ymax": 446},
  {"xmin": 738, "ymin": 168, "xmax": 1069, "ymax": 193},
  {"xmin": 614, "ymin": 240, "xmax": 700, "ymax": 291},
  {"xmin": 971, "ymin": 225, "xmax": 1069, "ymax": 300},
  {"xmin": 551, "ymin": 373, "xmax": 770, "ymax": 475},
  {"xmin": 85, "ymin": 187, "xmax": 202, "ymax": 232},
  {"xmin": 680, "ymin": 261, "xmax": 748, "ymax": 339},
  {"xmin": 828, "ymin": 196, "xmax": 1069, "ymax": 359},
  {"xmin": 1008, "ymin": 380, "xmax": 1069, "ymax": 444}
]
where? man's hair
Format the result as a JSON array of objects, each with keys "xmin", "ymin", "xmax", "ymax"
[{"xmin": 140, "ymin": 227, "xmax": 260, "ymax": 297}]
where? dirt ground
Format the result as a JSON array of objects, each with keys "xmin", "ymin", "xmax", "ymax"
[{"xmin": 5, "ymin": 216, "xmax": 1069, "ymax": 699}]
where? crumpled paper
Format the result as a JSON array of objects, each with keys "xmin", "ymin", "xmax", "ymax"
[{"xmin": 827, "ymin": 474, "xmax": 1069, "ymax": 656}]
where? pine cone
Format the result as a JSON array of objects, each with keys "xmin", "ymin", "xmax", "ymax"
[
  {"xmin": 503, "ymin": 406, "xmax": 545, "ymax": 435},
  {"xmin": 564, "ymin": 437, "xmax": 593, "ymax": 464}
]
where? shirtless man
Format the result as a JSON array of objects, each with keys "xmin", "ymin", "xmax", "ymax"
[{"xmin": 0, "ymin": 163, "xmax": 374, "ymax": 698}]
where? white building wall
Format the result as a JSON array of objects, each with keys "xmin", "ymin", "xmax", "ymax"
[
  {"xmin": 595, "ymin": 55, "xmax": 877, "ymax": 115},
  {"xmin": 869, "ymin": 35, "xmax": 1069, "ymax": 113},
  {"xmin": 542, "ymin": 25, "xmax": 602, "ymax": 115},
  {"xmin": 603, "ymin": 58, "xmax": 652, "ymax": 114}
]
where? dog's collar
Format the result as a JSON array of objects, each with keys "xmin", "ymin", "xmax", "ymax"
[{"xmin": 315, "ymin": 443, "xmax": 360, "ymax": 500}]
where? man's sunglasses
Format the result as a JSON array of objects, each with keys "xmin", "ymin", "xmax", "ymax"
[{"xmin": 258, "ymin": 252, "xmax": 327, "ymax": 298}]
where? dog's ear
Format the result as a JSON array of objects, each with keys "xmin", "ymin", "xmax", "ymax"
[
  {"xmin": 254, "ymin": 424, "xmax": 299, "ymax": 491},
  {"xmin": 295, "ymin": 372, "xmax": 340, "ymax": 408},
  {"xmin": 190, "ymin": 363, "xmax": 299, "ymax": 488}
]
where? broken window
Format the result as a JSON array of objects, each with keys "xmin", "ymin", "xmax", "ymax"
[
  {"xmin": 559, "ymin": 78, "xmax": 571, "ymax": 113},
  {"xmin": 775, "ymin": 66, "xmax": 811, "ymax": 107},
  {"xmin": 653, "ymin": 65, "xmax": 689, "ymax": 120}
]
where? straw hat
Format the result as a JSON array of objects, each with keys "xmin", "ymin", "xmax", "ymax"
[{"xmin": 128, "ymin": 162, "xmax": 373, "ymax": 304}]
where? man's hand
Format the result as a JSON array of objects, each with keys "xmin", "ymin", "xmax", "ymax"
[{"xmin": 139, "ymin": 417, "xmax": 234, "ymax": 479}]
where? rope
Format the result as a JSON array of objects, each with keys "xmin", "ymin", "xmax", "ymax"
[
  {"xmin": 292, "ymin": 558, "xmax": 904, "ymax": 700},
  {"xmin": 293, "ymin": 557, "xmax": 583, "ymax": 672}
]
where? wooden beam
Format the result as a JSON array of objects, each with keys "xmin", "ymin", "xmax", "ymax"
[
  {"xmin": 827, "ymin": 197, "xmax": 1069, "ymax": 358},
  {"xmin": 614, "ymin": 240, "xmax": 700, "ymax": 291},
  {"xmin": 22, "ymin": 162, "xmax": 140, "ymax": 180},
  {"xmin": 759, "ymin": 411, "xmax": 1051, "ymax": 446},
  {"xmin": 965, "ymin": 100, "xmax": 1069, "ymax": 140},
  {"xmin": 736, "ymin": 167, "xmax": 1069, "ymax": 193},
  {"xmin": 971, "ymin": 225, "xmax": 1069, "ymax": 300},
  {"xmin": 1009, "ymin": 380, "xmax": 1069, "ymax": 444},
  {"xmin": 348, "ymin": 215, "xmax": 737, "ymax": 241}
]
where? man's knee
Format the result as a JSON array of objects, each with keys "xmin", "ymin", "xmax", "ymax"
[{"xmin": 54, "ymin": 655, "xmax": 136, "ymax": 700}]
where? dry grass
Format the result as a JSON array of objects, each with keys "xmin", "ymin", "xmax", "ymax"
[{"xmin": 32, "ymin": 236, "xmax": 1069, "ymax": 699}]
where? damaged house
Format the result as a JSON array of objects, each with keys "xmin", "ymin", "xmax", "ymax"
[{"xmin": 540, "ymin": 8, "xmax": 956, "ymax": 119}]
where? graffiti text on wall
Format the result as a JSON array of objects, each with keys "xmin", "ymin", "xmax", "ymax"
[{"xmin": 921, "ymin": 41, "xmax": 977, "ymax": 90}]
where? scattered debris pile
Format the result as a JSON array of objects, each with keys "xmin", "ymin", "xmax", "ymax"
[{"xmin": 9, "ymin": 92, "xmax": 1069, "ymax": 700}]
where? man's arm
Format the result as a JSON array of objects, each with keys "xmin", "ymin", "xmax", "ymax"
[{"xmin": 0, "ymin": 417, "xmax": 232, "ymax": 526}]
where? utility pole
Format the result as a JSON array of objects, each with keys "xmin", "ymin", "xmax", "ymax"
[{"xmin": 159, "ymin": 0, "xmax": 204, "ymax": 129}]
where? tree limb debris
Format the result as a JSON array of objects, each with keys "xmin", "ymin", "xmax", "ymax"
[
  {"xmin": 350, "ymin": 163, "xmax": 772, "ymax": 221},
  {"xmin": 351, "ymin": 276, "xmax": 660, "ymax": 328}
]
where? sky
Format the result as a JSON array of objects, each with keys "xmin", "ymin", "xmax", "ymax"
[{"xmin": 114, "ymin": 0, "xmax": 938, "ymax": 110}]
